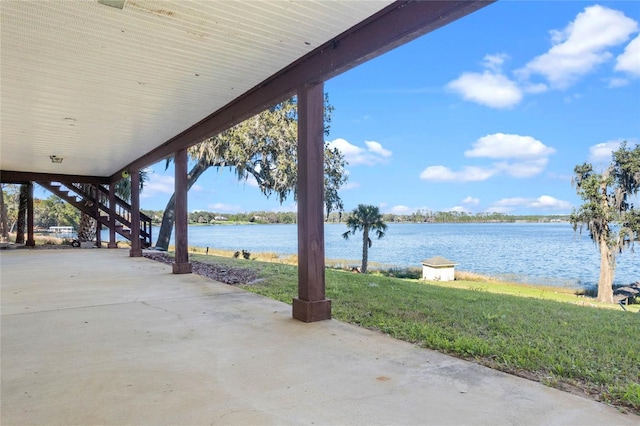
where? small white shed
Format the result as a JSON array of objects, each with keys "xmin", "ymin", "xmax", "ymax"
[{"xmin": 421, "ymin": 256, "xmax": 457, "ymax": 282}]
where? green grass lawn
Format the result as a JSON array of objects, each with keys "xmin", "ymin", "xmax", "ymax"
[{"xmin": 187, "ymin": 253, "xmax": 640, "ymax": 413}]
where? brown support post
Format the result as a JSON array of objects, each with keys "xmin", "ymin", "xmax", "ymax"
[
  {"xmin": 93, "ymin": 185, "xmax": 101, "ymax": 248},
  {"xmin": 26, "ymin": 182, "xmax": 35, "ymax": 247},
  {"xmin": 173, "ymin": 148, "xmax": 192, "ymax": 274},
  {"xmin": 292, "ymin": 82, "xmax": 331, "ymax": 322},
  {"xmin": 129, "ymin": 171, "xmax": 142, "ymax": 257},
  {"xmin": 108, "ymin": 183, "xmax": 117, "ymax": 248},
  {"xmin": 96, "ymin": 222, "xmax": 102, "ymax": 248}
]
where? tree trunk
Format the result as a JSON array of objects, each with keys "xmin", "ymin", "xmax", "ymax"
[
  {"xmin": 595, "ymin": 179, "xmax": 615, "ymax": 304},
  {"xmin": 361, "ymin": 226, "xmax": 369, "ymax": 274},
  {"xmin": 155, "ymin": 193, "xmax": 176, "ymax": 251},
  {"xmin": 77, "ymin": 211, "xmax": 96, "ymax": 242},
  {"xmin": 0, "ymin": 185, "xmax": 9, "ymax": 242},
  {"xmin": 15, "ymin": 184, "xmax": 28, "ymax": 244},
  {"xmin": 155, "ymin": 159, "xmax": 210, "ymax": 250},
  {"xmin": 597, "ymin": 240, "xmax": 615, "ymax": 303}
]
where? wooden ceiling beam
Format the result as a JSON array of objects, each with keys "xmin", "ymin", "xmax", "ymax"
[
  {"xmin": 111, "ymin": 1, "xmax": 494, "ymax": 182},
  {"xmin": 1, "ymin": 170, "xmax": 109, "ymax": 185}
]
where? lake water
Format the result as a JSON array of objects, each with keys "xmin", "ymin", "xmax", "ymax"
[
  {"xmin": 108, "ymin": 222, "xmax": 639, "ymax": 289},
  {"xmin": 177, "ymin": 222, "xmax": 640, "ymax": 289}
]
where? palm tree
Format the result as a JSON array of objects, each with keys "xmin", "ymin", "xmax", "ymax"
[{"xmin": 342, "ymin": 204, "xmax": 387, "ymax": 273}]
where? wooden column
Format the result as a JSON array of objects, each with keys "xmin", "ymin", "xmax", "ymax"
[
  {"xmin": 108, "ymin": 183, "xmax": 117, "ymax": 248},
  {"xmin": 93, "ymin": 185, "xmax": 101, "ymax": 248},
  {"xmin": 26, "ymin": 182, "xmax": 35, "ymax": 247},
  {"xmin": 129, "ymin": 171, "xmax": 142, "ymax": 257},
  {"xmin": 173, "ymin": 148, "xmax": 192, "ymax": 274},
  {"xmin": 96, "ymin": 222, "xmax": 102, "ymax": 248},
  {"xmin": 292, "ymin": 82, "xmax": 331, "ymax": 322}
]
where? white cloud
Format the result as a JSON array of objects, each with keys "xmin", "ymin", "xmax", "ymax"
[
  {"xmin": 141, "ymin": 174, "xmax": 174, "ymax": 199},
  {"xmin": 447, "ymin": 53, "xmax": 524, "ymax": 108},
  {"xmin": 382, "ymin": 205, "xmax": 431, "ymax": 215},
  {"xmin": 364, "ymin": 140, "xmax": 392, "ymax": 158},
  {"xmin": 486, "ymin": 205, "xmax": 513, "ymax": 214},
  {"xmin": 608, "ymin": 77, "xmax": 629, "ymax": 88},
  {"xmin": 421, "ymin": 133, "xmax": 554, "ymax": 182},
  {"xmin": 588, "ymin": 139, "xmax": 624, "ymax": 163},
  {"xmin": 448, "ymin": 6, "xmax": 638, "ymax": 109},
  {"xmin": 518, "ymin": 5, "xmax": 638, "ymax": 88},
  {"xmin": 207, "ymin": 203, "xmax": 242, "ymax": 213},
  {"xmin": 465, "ymin": 133, "xmax": 555, "ymax": 159},
  {"xmin": 489, "ymin": 195, "xmax": 572, "ymax": 213},
  {"xmin": 615, "ymin": 34, "xmax": 640, "ymax": 76},
  {"xmin": 494, "ymin": 158, "xmax": 550, "ymax": 178},
  {"xmin": 446, "ymin": 71, "xmax": 522, "ymax": 109},
  {"xmin": 271, "ymin": 204, "xmax": 297, "ymax": 213},
  {"xmin": 419, "ymin": 165, "xmax": 496, "ymax": 182},
  {"xmin": 530, "ymin": 195, "xmax": 572, "ymax": 210},
  {"xmin": 482, "ymin": 53, "xmax": 508, "ymax": 72},
  {"xmin": 464, "ymin": 133, "xmax": 555, "ymax": 178},
  {"xmin": 450, "ymin": 206, "xmax": 470, "ymax": 213},
  {"xmin": 493, "ymin": 197, "xmax": 528, "ymax": 208},
  {"xmin": 522, "ymin": 83, "xmax": 548, "ymax": 94},
  {"xmin": 462, "ymin": 196, "xmax": 480, "ymax": 205},
  {"xmin": 390, "ymin": 205, "xmax": 412, "ymax": 215},
  {"xmin": 327, "ymin": 138, "xmax": 392, "ymax": 166}
]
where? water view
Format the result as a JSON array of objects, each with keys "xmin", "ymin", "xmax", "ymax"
[{"xmin": 134, "ymin": 222, "xmax": 639, "ymax": 290}]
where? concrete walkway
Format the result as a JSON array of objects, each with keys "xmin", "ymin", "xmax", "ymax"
[{"xmin": 1, "ymin": 249, "xmax": 637, "ymax": 425}]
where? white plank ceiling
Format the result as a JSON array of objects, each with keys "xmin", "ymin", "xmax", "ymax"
[{"xmin": 1, "ymin": 0, "xmax": 393, "ymax": 177}]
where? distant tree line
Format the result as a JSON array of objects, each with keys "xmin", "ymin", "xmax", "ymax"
[
  {"xmin": 0, "ymin": 186, "xmax": 569, "ymax": 233},
  {"xmin": 185, "ymin": 210, "xmax": 297, "ymax": 225},
  {"xmin": 140, "ymin": 207, "xmax": 569, "ymax": 226},
  {"xmin": 378, "ymin": 210, "xmax": 569, "ymax": 224}
]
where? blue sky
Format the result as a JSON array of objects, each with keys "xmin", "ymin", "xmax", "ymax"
[{"xmin": 136, "ymin": 1, "xmax": 640, "ymax": 216}]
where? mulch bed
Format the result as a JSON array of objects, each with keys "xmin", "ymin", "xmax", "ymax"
[{"xmin": 143, "ymin": 251, "xmax": 259, "ymax": 285}]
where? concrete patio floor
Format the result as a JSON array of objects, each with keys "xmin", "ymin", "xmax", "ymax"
[{"xmin": 1, "ymin": 249, "xmax": 637, "ymax": 425}]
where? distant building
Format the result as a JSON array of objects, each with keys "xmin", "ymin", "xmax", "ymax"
[{"xmin": 421, "ymin": 256, "xmax": 457, "ymax": 282}]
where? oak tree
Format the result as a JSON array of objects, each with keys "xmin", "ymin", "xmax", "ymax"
[{"xmin": 570, "ymin": 142, "xmax": 640, "ymax": 303}]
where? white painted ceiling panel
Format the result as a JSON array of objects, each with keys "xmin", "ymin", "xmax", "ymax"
[{"xmin": 1, "ymin": 0, "xmax": 393, "ymax": 177}]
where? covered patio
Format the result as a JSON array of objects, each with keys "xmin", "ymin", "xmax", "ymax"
[
  {"xmin": 3, "ymin": 2, "xmax": 638, "ymax": 423},
  {"xmin": 1, "ymin": 248, "xmax": 634, "ymax": 425},
  {"xmin": 2, "ymin": 0, "xmax": 493, "ymax": 322}
]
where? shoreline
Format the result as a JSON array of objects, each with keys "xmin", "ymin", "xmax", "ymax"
[
  {"xmin": 179, "ymin": 245, "xmax": 617, "ymax": 297},
  {"xmin": 179, "ymin": 245, "xmax": 608, "ymax": 291},
  {"xmin": 14, "ymin": 234, "xmax": 637, "ymax": 296}
]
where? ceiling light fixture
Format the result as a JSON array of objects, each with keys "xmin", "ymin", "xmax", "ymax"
[
  {"xmin": 50, "ymin": 155, "xmax": 63, "ymax": 164},
  {"xmin": 97, "ymin": 0, "xmax": 126, "ymax": 10}
]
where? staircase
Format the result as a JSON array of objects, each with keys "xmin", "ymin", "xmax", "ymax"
[{"xmin": 38, "ymin": 182, "xmax": 152, "ymax": 248}]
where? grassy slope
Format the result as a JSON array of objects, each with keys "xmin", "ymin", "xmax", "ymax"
[{"xmin": 196, "ymin": 253, "xmax": 640, "ymax": 412}]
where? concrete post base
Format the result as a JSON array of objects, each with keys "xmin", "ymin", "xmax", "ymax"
[
  {"xmin": 292, "ymin": 298, "xmax": 331, "ymax": 322},
  {"xmin": 172, "ymin": 262, "xmax": 192, "ymax": 274},
  {"xmin": 129, "ymin": 248, "xmax": 142, "ymax": 257},
  {"xmin": 107, "ymin": 243, "xmax": 118, "ymax": 249}
]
